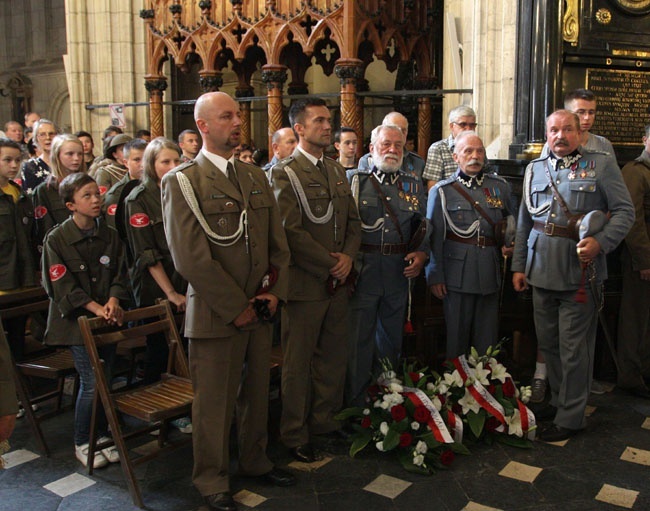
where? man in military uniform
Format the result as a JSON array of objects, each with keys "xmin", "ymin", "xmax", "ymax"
[
  {"xmin": 512, "ymin": 110, "xmax": 634, "ymax": 442},
  {"xmin": 261, "ymin": 127, "xmax": 297, "ymax": 176},
  {"xmin": 162, "ymin": 92, "xmax": 294, "ymax": 511},
  {"xmin": 271, "ymin": 98, "xmax": 361, "ymax": 463},
  {"xmin": 617, "ymin": 124, "xmax": 650, "ymax": 399},
  {"xmin": 426, "ymin": 132, "xmax": 515, "ymax": 359},
  {"xmin": 423, "ymin": 105, "xmax": 478, "ymax": 190},
  {"xmin": 358, "ymin": 112, "xmax": 426, "ymax": 184},
  {"xmin": 346, "ymin": 123, "xmax": 428, "ymax": 406}
]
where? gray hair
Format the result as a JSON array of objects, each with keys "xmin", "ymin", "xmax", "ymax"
[
  {"xmin": 452, "ymin": 131, "xmax": 481, "ymax": 154},
  {"xmin": 448, "ymin": 105, "xmax": 477, "ymax": 124},
  {"xmin": 370, "ymin": 123, "xmax": 403, "ymax": 146}
]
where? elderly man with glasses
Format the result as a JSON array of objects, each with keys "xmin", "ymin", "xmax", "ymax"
[{"xmin": 423, "ymin": 105, "xmax": 478, "ymax": 190}]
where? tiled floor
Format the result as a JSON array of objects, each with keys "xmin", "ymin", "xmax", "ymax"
[{"xmin": 2, "ymin": 387, "xmax": 650, "ymax": 511}]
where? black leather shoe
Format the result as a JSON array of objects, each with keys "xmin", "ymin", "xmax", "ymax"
[
  {"xmin": 531, "ymin": 403, "xmax": 557, "ymax": 421},
  {"xmin": 289, "ymin": 443, "xmax": 323, "ymax": 463},
  {"xmin": 204, "ymin": 492, "xmax": 237, "ymax": 511},
  {"xmin": 539, "ymin": 424, "xmax": 582, "ymax": 442},
  {"xmin": 258, "ymin": 467, "xmax": 297, "ymax": 487},
  {"xmin": 622, "ymin": 385, "xmax": 650, "ymax": 399},
  {"xmin": 318, "ymin": 428, "xmax": 352, "ymax": 441}
]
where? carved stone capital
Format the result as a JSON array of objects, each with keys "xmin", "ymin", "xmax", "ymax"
[
  {"xmin": 199, "ymin": 74, "xmax": 223, "ymax": 92},
  {"xmin": 145, "ymin": 78, "xmax": 168, "ymax": 93},
  {"xmin": 334, "ymin": 63, "xmax": 364, "ymax": 86},
  {"xmin": 139, "ymin": 9, "xmax": 155, "ymax": 20},
  {"xmin": 261, "ymin": 67, "xmax": 287, "ymax": 90}
]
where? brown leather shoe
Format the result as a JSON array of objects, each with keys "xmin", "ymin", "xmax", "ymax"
[
  {"xmin": 289, "ymin": 443, "xmax": 323, "ymax": 463},
  {"xmin": 204, "ymin": 492, "xmax": 237, "ymax": 511}
]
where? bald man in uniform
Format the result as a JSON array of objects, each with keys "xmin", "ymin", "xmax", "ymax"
[{"xmin": 162, "ymin": 92, "xmax": 294, "ymax": 511}]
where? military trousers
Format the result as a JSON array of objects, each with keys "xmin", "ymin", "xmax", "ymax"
[{"xmin": 443, "ymin": 290, "xmax": 498, "ymax": 359}]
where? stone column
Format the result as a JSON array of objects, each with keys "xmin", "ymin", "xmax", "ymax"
[
  {"xmin": 145, "ymin": 77, "xmax": 167, "ymax": 138},
  {"xmin": 415, "ymin": 77, "xmax": 434, "ymax": 160},
  {"xmin": 236, "ymin": 87, "xmax": 255, "ymax": 146},
  {"xmin": 334, "ymin": 59, "xmax": 364, "ymax": 158},
  {"xmin": 261, "ymin": 64, "xmax": 287, "ymax": 154}
]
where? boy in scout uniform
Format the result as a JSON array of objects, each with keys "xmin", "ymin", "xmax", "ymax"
[
  {"xmin": 346, "ymin": 123, "xmax": 428, "ymax": 406},
  {"xmin": 0, "ymin": 138, "xmax": 37, "ymax": 361},
  {"xmin": 512, "ymin": 110, "xmax": 634, "ymax": 441},
  {"xmin": 271, "ymin": 98, "xmax": 361, "ymax": 463},
  {"xmin": 42, "ymin": 172, "xmax": 129, "ymax": 468},
  {"xmin": 427, "ymin": 131, "xmax": 516, "ymax": 359},
  {"xmin": 162, "ymin": 92, "xmax": 294, "ymax": 511}
]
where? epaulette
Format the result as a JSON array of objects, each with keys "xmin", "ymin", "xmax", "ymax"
[
  {"xmin": 351, "ymin": 166, "xmax": 372, "ymax": 175},
  {"xmin": 484, "ymin": 172, "xmax": 508, "ymax": 184},
  {"xmin": 437, "ymin": 175, "xmax": 457, "ymax": 188},
  {"xmin": 531, "ymin": 153, "xmax": 551, "ymax": 163},
  {"xmin": 274, "ymin": 155, "xmax": 295, "ymax": 168},
  {"xmin": 174, "ymin": 160, "xmax": 196, "ymax": 173},
  {"xmin": 580, "ymin": 146, "xmax": 609, "ymax": 157},
  {"xmin": 407, "ymin": 151, "xmax": 425, "ymax": 163}
]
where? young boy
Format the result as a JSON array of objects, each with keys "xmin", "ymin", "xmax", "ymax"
[
  {"xmin": 42, "ymin": 172, "xmax": 129, "ymax": 468},
  {"xmin": 103, "ymin": 138, "xmax": 147, "ymax": 231},
  {"xmin": 0, "ymin": 138, "xmax": 37, "ymax": 361}
]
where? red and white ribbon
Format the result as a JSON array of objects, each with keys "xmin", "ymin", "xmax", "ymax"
[
  {"xmin": 517, "ymin": 399, "xmax": 536, "ymax": 440},
  {"xmin": 403, "ymin": 386, "xmax": 454, "ymax": 444},
  {"xmin": 453, "ymin": 355, "xmax": 507, "ymax": 427},
  {"xmin": 446, "ymin": 410, "xmax": 464, "ymax": 443}
]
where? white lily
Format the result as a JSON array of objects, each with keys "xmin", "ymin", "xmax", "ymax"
[
  {"xmin": 458, "ymin": 389, "xmax": 481, "ymax": 415},
  {"xmin": 443, "ymin": 370, "xmax": 463, "ymax": 389},
  {"xmin": 471, "ymin": 362, "xmax": 491, "ymax": 385},
  {"xmin": 506, "ymin": 409, "xmax": 524, "ymax": 437},
  {"xmin": 489, "ymin": 359, "xmax": 509, "ymax": 383}
]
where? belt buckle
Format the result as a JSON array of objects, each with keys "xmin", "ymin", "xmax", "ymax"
[
  {"xmin": 477, "ymin": 235, "xmax": 486, "ymax": 248},
  {"xmin": 544, "ymin": 223, "xmax": 555, "ymax": 236},
  {"xmin": 381, "ymin": 244, "xmax": 392, "ymax": 255}
]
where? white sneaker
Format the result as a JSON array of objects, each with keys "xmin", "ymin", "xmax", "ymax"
[
  {"xmin": 170, "ymin": 417, "xmax": 192, "ymax": 434},
  {"xmin": 75, "ymin": 443, "xmax": 109, "ymax": 469},
  {"xmin": 97, "ymin": 436, "xmax": 120, "ymax": 463}
]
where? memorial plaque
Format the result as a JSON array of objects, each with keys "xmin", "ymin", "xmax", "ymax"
[{"xmin": 587, "ymin": 68, "xmax": 650, "ymax": 145}]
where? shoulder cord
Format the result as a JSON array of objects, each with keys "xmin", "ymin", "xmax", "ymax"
[
  {"xmin": 438, "ymin": 186, "xmax": 481, "ymax": 237},
  {"xmin": 523, "ymin": 163, "xmax": 551, "ymax": 216},
  {"xmin": 284, "ymin": 165, "xmax": 334, "ymax": 224},
  {"xmin": 351, "ymin": 173, "xmax": 384, "ymax": 232},
  {"xmin": 175, "ymin": 171, "xmax": 248, "ymax": 247}
]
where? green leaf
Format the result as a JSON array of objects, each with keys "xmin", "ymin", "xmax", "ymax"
[
  {"xmin": 349, "ymin": 430, "xmax": 373, "ymax": 457},
  {"xmin": 494, "ymin": 434, "xmax": 534, "ymax": 449},
  {"xmin": 450, "ymin": 442, "xmax": 471, "ymax": 455},
  {"xmin": 335, "ymin": 407, "xmax": 365, "ymax": 421},
  {"xmin": 383, "ymin": 427, "xmax": 400, "ymax": 451},
  {"xmin": 467, "ymin": 410, "xmax": 486, "ymax": 439}
]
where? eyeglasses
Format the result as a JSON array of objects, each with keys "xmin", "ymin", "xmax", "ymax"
[
  {"xmin": 37, "ymin": 132, "xmax": 57, "ymax": 139},
  {"xmin": 452, "ymin": 122, "xmax": 478, "ymax": 129}
]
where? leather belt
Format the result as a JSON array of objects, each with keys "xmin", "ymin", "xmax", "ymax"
[
  {"xmin": 359, "ymin": 243, "xmax": 409, "ymax": 255},
  {"xmin": 446, "ymin": 232, "xmax": 496, "ymax": 247},
  {"xmin": 533, "ymin": 221, "xmax": 573, "ymax": 238}
]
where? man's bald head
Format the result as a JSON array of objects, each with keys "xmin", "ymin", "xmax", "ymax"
[
  {"xmin": 383, "ymin": 112, "xmax": 408, "ymax": 138},
  {"xmin": 194, "ymin": 92, "xmax": 242, "ymax": 157}
]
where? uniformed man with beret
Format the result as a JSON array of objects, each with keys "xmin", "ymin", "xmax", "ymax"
[
  {"xmin": 426, "ymin": 131, "xmax": 516, "ymax": 359},
  {"xmin": 271, "ymin": 98, "xmax": 361, "ymax": 464},
  {"xmin": 512, "ymin": 109, "xmax": 634, "ymax": 442},
  {"xmin": 346, "ymin": 123, "xmax": 428, "ymax": 406},
  {"xmin": 162, "ymin": 92, "xmax": 294, "ymax": 511}
]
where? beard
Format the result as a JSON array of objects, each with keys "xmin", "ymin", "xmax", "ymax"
[{"xmin": 373, "ymin": 152, "xmax": 403, "ymax": 174}]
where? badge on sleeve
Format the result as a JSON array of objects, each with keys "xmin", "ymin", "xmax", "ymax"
[
  {"xmin": 129, "ymin": 213, "xmax": 150, "ymax": 228},
  {"xmin": 99, "ymin": 186, "xmax": 108, "ymax": 195},
  {"xmin": 107, "ymin": 204, "xmax": 117, "ymax": 216},
  {"xmin": 34, "ymin": 205, "xmax": 48, "ymax": 219},
  {"xmin": 49, "ymin": 264, "xmax": 67, "ymax": 282}
]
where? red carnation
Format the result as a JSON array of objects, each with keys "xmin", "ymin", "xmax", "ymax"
[
  {"xmin": 452, "ymin": 403, "xmax": 462, "ymax": 415},
  {"xmin": 391, "ymin": 405, "xmax": 407, "ymax": 422},
  {"xmin": 414, "ymin": 406, "xmax": 429, "ymax": 423},
  {"xmin": 438, "ymin": 394, "xmax": 446, "ymax": 406},
  {"xmin": 367, "ymin": 385, "xmax": 381, "ymax": 399},
  {"xmin": 409, "ymin": 372, "xmax": 421, "ymax": 383},
  {"xmin": 502, "ymin": 379, "xmax": 516, "ymax": 398},
  {"xmin": 440, "ymin": 449, "xmax": 455, "ymax": 466},
  {"xmin": 361, "ymin": 417, "xmax": 371, "ymax": 429},
  {"xmin": 399, "ymin": 432, "xmax": 413, "ymax": 447},
  {"xmin": 487, "ymin": 384, "xmax": 496, "ymax": 394},
  {"xmin": 486, "ymin": 416, "xmax": 501, "ymax": 433}
]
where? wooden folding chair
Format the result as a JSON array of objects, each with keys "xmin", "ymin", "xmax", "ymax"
[
  {"xmin": 78, "ymin": 300, "xmax": 193, "ymax": 509},
  {"xmin": 0, "ymin": 287, "xmax": 79, "ymax": 457}
]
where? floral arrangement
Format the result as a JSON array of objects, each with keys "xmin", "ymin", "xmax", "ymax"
[{"xmin": 336, "ymin": 345, "xmax": 535, "ymax": 474}]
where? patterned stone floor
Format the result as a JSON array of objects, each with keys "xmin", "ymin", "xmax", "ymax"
[{"xmin": 1, "ymin": 385, "xmax": 649, "ymax": 511}]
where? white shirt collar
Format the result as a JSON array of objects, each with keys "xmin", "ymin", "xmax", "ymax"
[
  {"xmin": 297, "ymin": 145, "xmax": 323, "ymax": 167},
  {"xmin": 201, "ymin": 147, "xmax": 235, "ymax": 176}
]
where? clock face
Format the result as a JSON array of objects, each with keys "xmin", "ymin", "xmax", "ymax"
[{"xmin": 611, "ymin": 0, "xmax": 650, "ymax": 14}]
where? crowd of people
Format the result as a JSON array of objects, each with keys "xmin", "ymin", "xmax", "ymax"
[{"xmin": 0, "ymin": 87, "xmax": 648, "ymax": 511}]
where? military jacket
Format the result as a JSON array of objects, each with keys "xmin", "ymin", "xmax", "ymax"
[
  {"xmin": 271, "ymin": 149, "xmax": 361, "ymax": 301},
  {"xmin": 41, "ymin": 217, "xmax": 129, "ymax": 346},
  {"xmin": 426, "ymin": 170, "xmax": 516, "ymax": 294},
  {"xmin": 161, "ymin": 155, "xmax": 290, "ymax": 338},
  {"xmin": 103, "ymin": 173, "xmax": 136, "ymax": 231},
  {"xmin": 621, "ymin": 150, "xmax": 650, "ymax": 271},
  {"xmin": 358, "ymin": 151, "xmax": 426, "ymax": 184},
  {"xmin": 511, "ymin": 148, "xmax": 634, "ymax": 290},
  {"xmin": 124, "ymin": 178, "xmax": 187, "ymax": 307},
  {"xmin": 0, "ymin": 181, "xmax": 36, "ymax": 290},
  {"xmin": 33, "ymin": 180, "xmax": 71, "ymax": 253},
  {"xmin": 95, "ymin": 163, "xmax": 127, "ymax": 196}
]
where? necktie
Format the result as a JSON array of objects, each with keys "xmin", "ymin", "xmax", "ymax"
[
  {"xmin": 317, "ymin": 159, "xmax": 328, "ymax": 183},
  {"xmin": 227, "ymin": 162, "xmax": 239, "ymax": 188}
]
